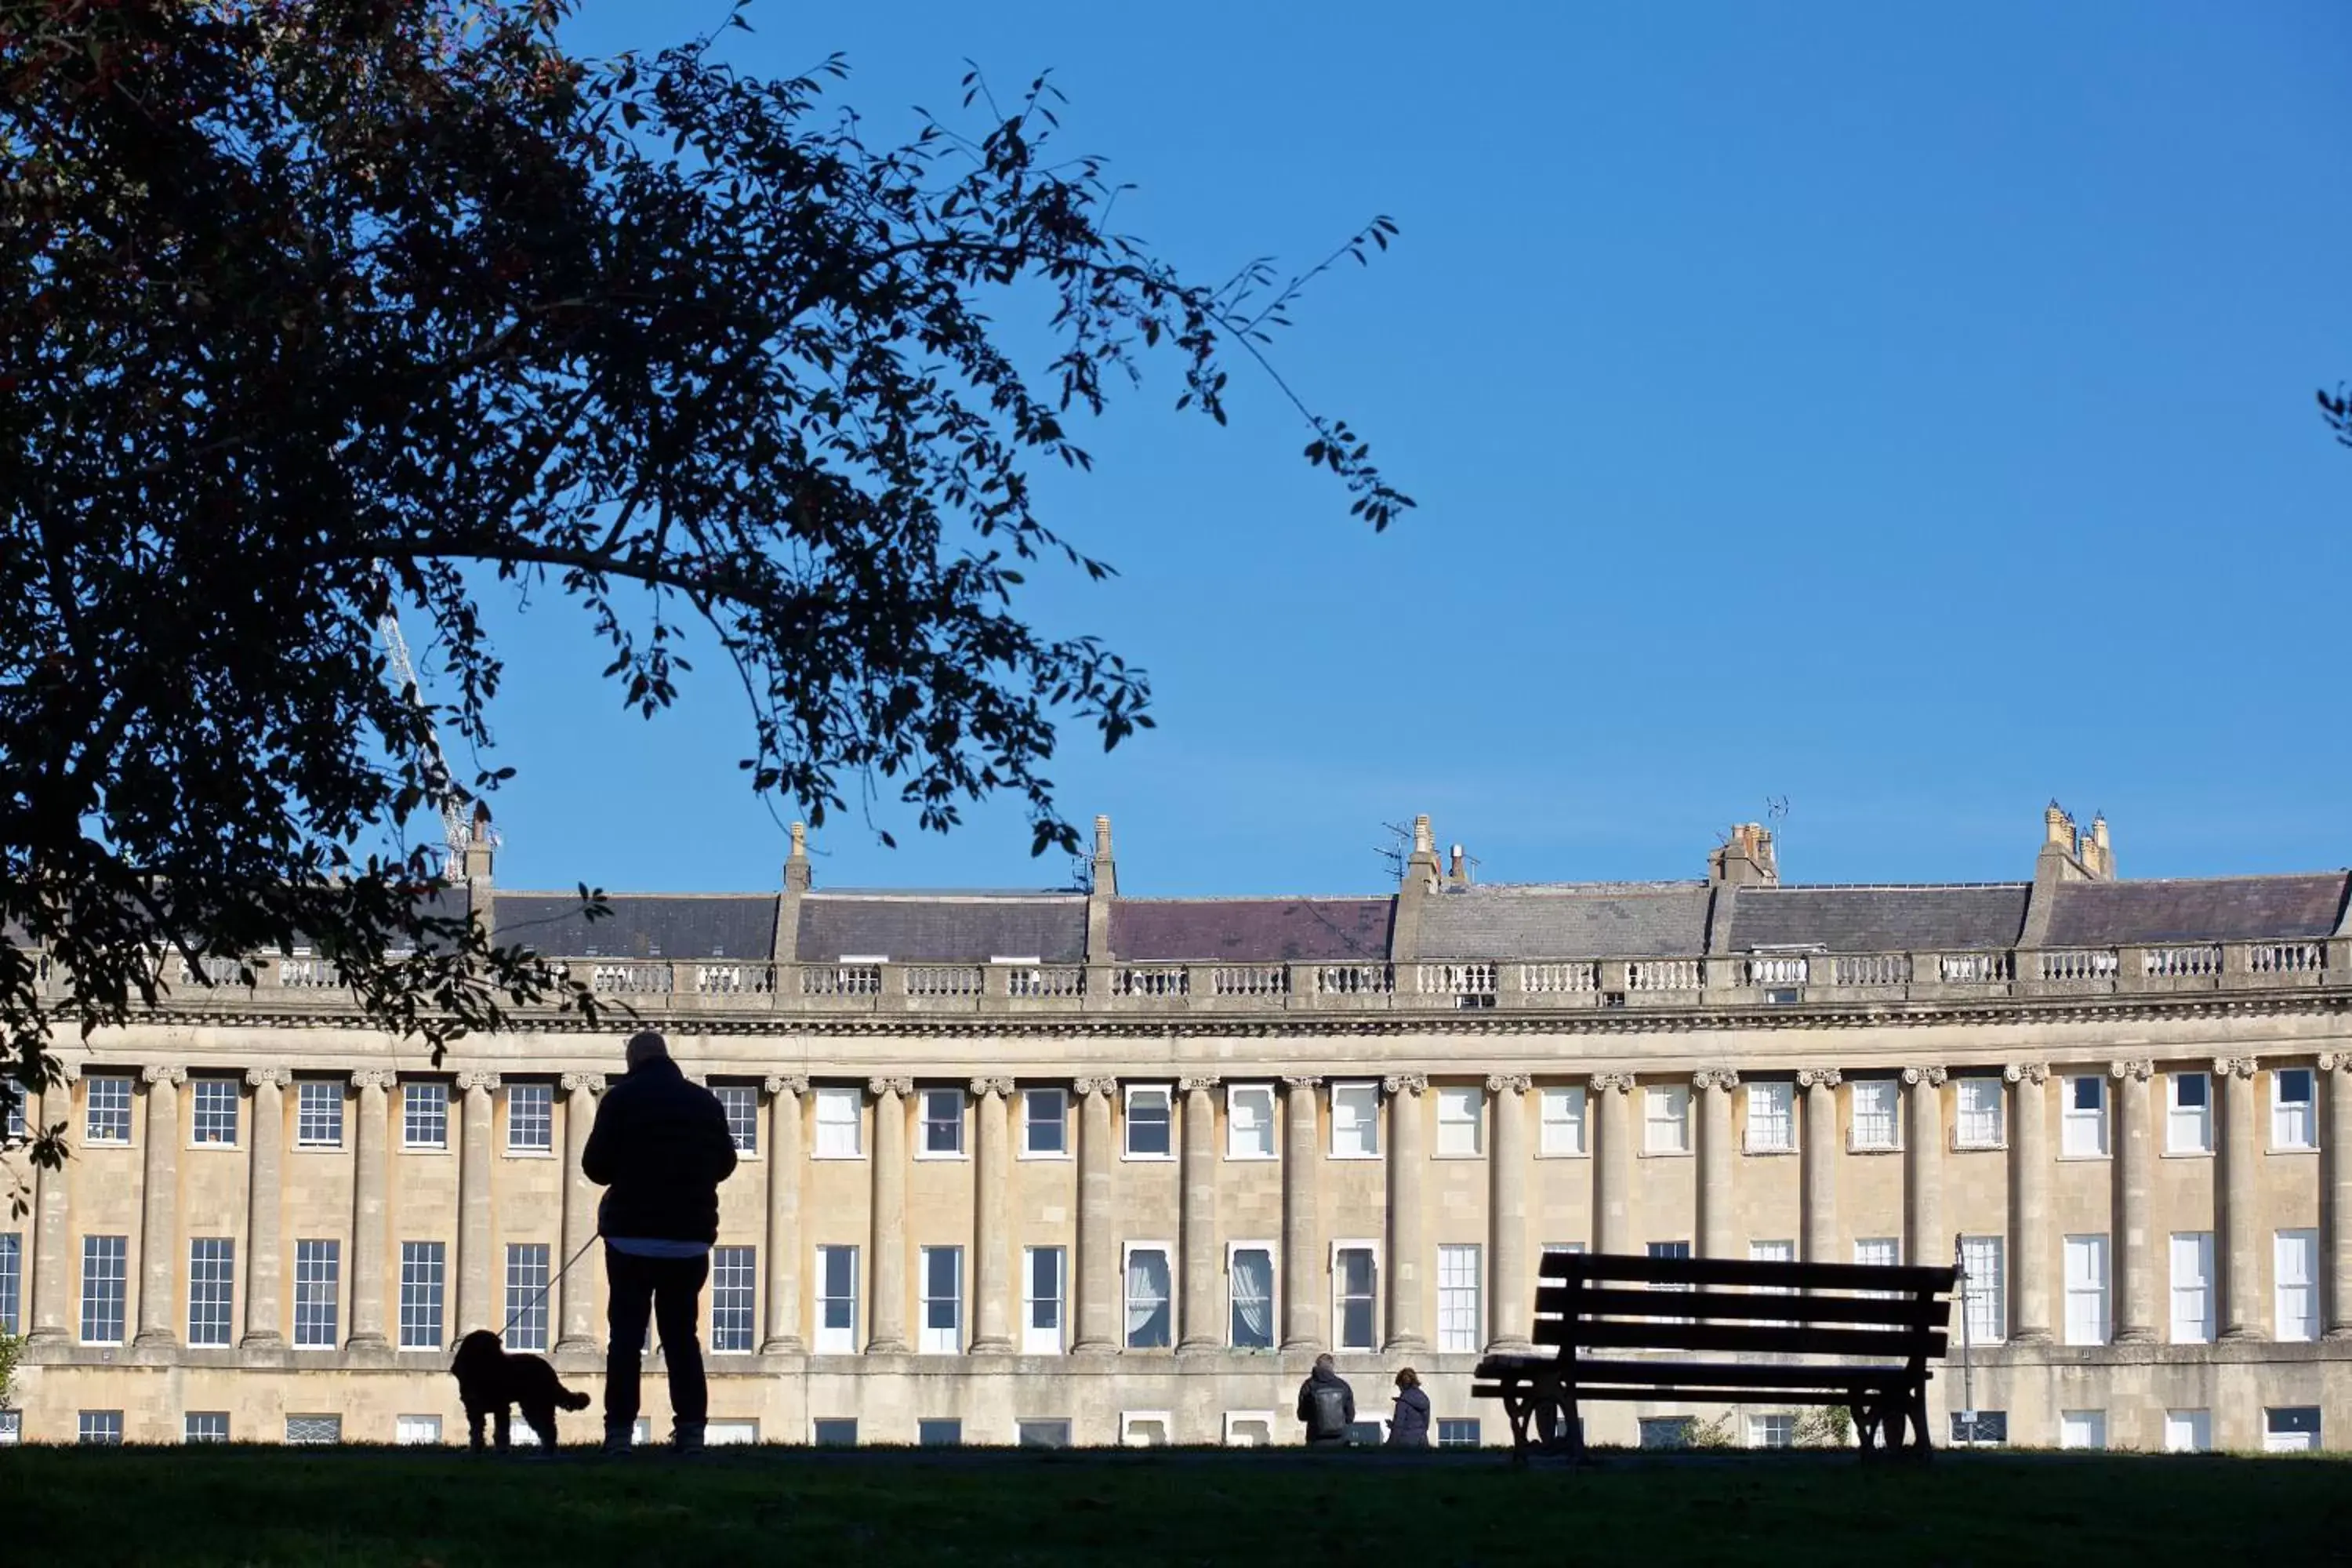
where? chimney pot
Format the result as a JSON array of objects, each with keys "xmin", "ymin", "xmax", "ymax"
[{"xmin": 1412, "ymin": 815, "xmax": 1434, "ymax": 857}]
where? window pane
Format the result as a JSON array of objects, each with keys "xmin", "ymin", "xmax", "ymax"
[
  {"xmin": 1643, "ymin": 1087, "xmax": 1689, "ymax": 1153},
  {"xmin": 1335, "ymin": 1247, "xmax": 1377, "ymax": 1351},
  {"xmin": 81, "ymin": 1235, "xmax": 126, "ymax": 1343},
  {"xmin": 1539, "ymin": 1087, "xmax": 1586, "ymax": 1156},
  {"xmin": 1228, "ymin": 1087, "xmax": 1275, "ymax": 1159},
  {"xmin": 0, "ymin": 1232, "xmax": 20, "ymax": 1336},
  {"xmin": 714, "ymin": 1086, "xmax": 759, "ymax": 1154},
  {"xmin": 2169, "ymin": 1232, "xmax": 2213, "ymax": 1345},
  {"xmin": 295, "ymin": 1240, "xmax": 341, "ymax": 1348},
  {"xmin": 922, "ymin": 1090, "xmax": 964, "ymax": 1156},
  {"xmin": 815, "ymin": 1087, "xmax": 862, "ymax": 1157},
  {"xmin": 1330, "ymin": 1083, "xmax": 1379, "ymax": 1157},
  {"xmin": 1024, "ymin": 1090, "xmax": 1066, "ymax": 1155},
  {"xmin": 2063, "ymin": 1235, "xmax": 2108, "ymax": 1346},
  {"xmin": 1125, "ymin": 1249, "xmax": 1171, "ymax": 1348},
  {"xmin": 712, "ymin": 1246, "xmax": 756, "ymax": 1352},
  {"xmin": 506, "ymin": 1084, "xmax": 553, "ymax": 1152},
  {"xmin": 191, "ymin": 1080, "xmax": 239, "ymax": 1145},
  {"xmin": 1436, "ymin": 1087, "xmax": 1483, "ymax": 1157},
  {"xmin": 402, "ymin": 1083, "xmax": 448, "ymax": 1149},
  {"xmin": 1127, "ymin": 1090, "xmax": 1171, "ymax": 1158},
  {"xmin": 504, "ymin": 1243, "xmax": 550, "ymax": 1352},
  {"xmin": 1956, "ymin": 1078, "xmax": 2003, "ymax": 1146},
  {"xmin": 1959, "ymin": 1236, "xmax": 2005, "ymax": 1341},
  {"xmin": 187, "ymin": 1237, "xmax": 236, "ymax": 1347},
  {"xmin": 1436, "ymin": 1243, "xmax": 1481, "ymax": 1352},
  {"xmin": 400, "ymin": 1241, "xmax": 446, "ymax": 1350},
  {"xmin": 296, "ymin": 1080, "xmax": 344, "ymax": 1147},
  {"xmin": 1230, "ymin": 1247, "xmax": 1273, "ymax": 1349},
  {"xmin": 85, "ymin": 1077, "xmax": 132, "ymax": 1143}
]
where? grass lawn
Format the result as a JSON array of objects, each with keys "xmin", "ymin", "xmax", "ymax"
[{"xmin": 5, "ymin": 1444, "xmax": 2348, "ymax": 1566}]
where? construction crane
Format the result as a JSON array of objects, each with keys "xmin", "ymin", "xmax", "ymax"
[{"xmin": 374, "ymin": 590, "xmax": 499, "ymax": 883}]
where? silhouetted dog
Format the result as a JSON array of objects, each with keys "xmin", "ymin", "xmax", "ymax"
[{"xmin": 450, "ymin": 1329, "xmax": 591, "ymax": 1451}]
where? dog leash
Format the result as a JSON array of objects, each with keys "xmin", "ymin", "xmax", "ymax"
[{"xmin": 498, "ymin": 1230, "xmax": 604, "ymax": 1341}]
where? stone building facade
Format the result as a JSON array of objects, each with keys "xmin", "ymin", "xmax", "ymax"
[{"xmin": 3, "ymin": 806, "xmax": 2349, "ymax": 1452}]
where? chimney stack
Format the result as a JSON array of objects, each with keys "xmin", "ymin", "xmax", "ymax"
[{"xmin": 1708, "ymin": 822, "xmax": 1778, "ymax": 887}]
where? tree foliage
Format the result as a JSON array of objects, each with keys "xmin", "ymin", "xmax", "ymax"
[{"xmin": 0, "ymin": 0, "xmax": 1408, "ymax": 1172}]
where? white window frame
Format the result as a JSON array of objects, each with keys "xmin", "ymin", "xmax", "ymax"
[
  {"xmin": 503, "ymin": 1243, "xmax": 550, "ymax": 1352},
  {"xmin": 2263, "ymin": 1406, "xmax": 2321, "ymax": 1453},
  {"xmin": 2063, "ymin": 1233, "xmax": 2110, "ymax": 1347},
  {"xmin": 1953, "ymin": 1076, "xmax": 2005, "ymax": 1149},
  {"xmin": 710, "ymin": 1243, "xmax": 756, "ymax": 1352},
  {"xmin": 1744, "ymin": 1081, "xmax": 1795, "ymax": 1153},
  {"xmin": 398, "ymin": 1240, "xmax": 445, "ymax": 1351},
  {"xmin": 1123, "ymin": 1084, "xmax": 1174, "ymax": 1161},
  {"xmin": 1221, "ymin": 1410, "xmax": 1277, "ymax": 1447},
  {"xmin": 2270, "ymin": 1067, "xmax": 2317, "ymax": 1151},
  {"xmin": 401, "ymin": 1082, "xmax": 448, "ymax": 1152},
  {"xmin": 1020, "ymin": 1087, "xmax": 1069, "ymax": 1159},
  {"xmin": 2058, "ymin": 1410, "xmax": 2107, "ymax": 1451},
  {"xmin": 1225, "ymin": 1083, "xmax": 1276, "ymax": 1161},
  {"xmin": 2166, "ymin": 1072, "xmax": 2212, "ymax": 1155},
  {"xmin": 815, "ymin": 1243, "xmax": 860, "ymax": 1353},
  {"xmin": 84, "ymin": 1076, "xmax": 132, "ymax": 1146},
  {"xmin": 285, "ymin": 1414, "xmax": 343, "ymax": 1446},
  {"xmin": 1022, "ymin": 1244, "xmax": 1065, "ymax": 1355},
  {"xmin": 2163, "ymin": 1409, "xmax": 2212, "ymax": 1454},
  {"xmin": 1537, "ymin": 1085, "xmax": 1587, "ymax": 1157},
  {"xmin": 2274, "ymin": 1228, "xmax": 2318, "ymax": 1342},
  {"xmin": 189, "ymin": 1078, "xmax": 240, "ymax": 1148},
  {"xmin": 187, "ymin": 1236, "xmax": 235, "ymax": 1348},
  {"xmin": 295, "ymin": 1080, "xmax": 345, "ymax": 1150},
  {"xmin": 2061, "ymin": 1075, "xmax": 2108, "ymax": 1158},
  {"xmin": 1434, "ymin": 1085, "xmax": 1485, "ymax": 1158},
  {"xmin": 394, "ymin": 1414, "xmax": 444, "ymax": 1446},
  {"xmin": 1227, "ymin": 1240, "xmax": 1277, "ymax": 1351},
  {"xmin": 918, "ymin": 1243, "xmax": 963, "ymax": 1354},
  {"xmin": 503, "ymin": 1082, "xmax": 554, "ymax": 1156},
  {"xmin": 1331, "ymin": 1239, "xmax": 1379, "ymax": 1352},
  {"xmin": 80, "ymin": 1234, "xmax": 127, "ymax": 1345},
  {"xmin": 2169, "ymin": 1232, "xmax": 2214, "ymax": 1345},
  {"xmin": 812, "ymin": 1086, "xmax": 864, "ymax": 1160},
  {"xmin": 1122, "ymin": 1241, "xmax": 1174, "ymax": 1349},
  {"xmin": 1748, "ymin": 1413, "xmax": 1796, "ymax": 1450},
  {"xmin": 1958, "ymin": 1235, "xmax": 2005, "ymax": 1343},
  {"xmin": 713, "ymin": 1084, "xmax": 760, "ymax": 1158},
  {"xmin": 1120, "ymin": 1410, "xmax": 1172, "ymax": 1448},
  {"xmin": 916, "ymin": 1087, "xmax": 967, "ymax": 1160},
  {"xmin": 1848, "ymin": 1079, "xmax": 1899, "ymax": 1152},
  {"xmin": 1329, "ymin": 1081, "xmax": 1380, "ymax": 1159},
  {"xmin": 1642, "ymin": 1084, "xmax": 1690, "ymax": 1156},
  {"xmin": 294, "ymin": 1238, "xmax": 341, "ymax": 1348},
  {"xmin": 1436, "ymin": 1242, "xmax": 1483, "ymax": 1353}
]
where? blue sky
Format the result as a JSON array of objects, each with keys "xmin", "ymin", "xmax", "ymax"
[{"xmin": 462, "ymin": 0, "xmax": 2352, "ymax": 898}]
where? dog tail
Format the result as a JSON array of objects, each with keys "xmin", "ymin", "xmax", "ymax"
[{"xmin": 557, "ymin": 1386, "xmax": 592, "ymax": 1412}]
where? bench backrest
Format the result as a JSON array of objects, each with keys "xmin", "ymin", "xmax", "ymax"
[{"xmin": 1533, "ymin": 1251, "xmax": 1956, "ymax": 1365}]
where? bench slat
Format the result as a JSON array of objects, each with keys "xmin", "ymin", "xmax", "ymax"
[
  {"xmin": 1540, "ymin": 1250, "xmax": 1955, "ymax": 1294},
  {"xmin": 1559, "ymin": 1319, "xmax": 1945, "ymax": 1359},
  {"xmin": 1534, "ymin": 1286, "xmax": 1951, "ymax": 1329},
  {"xmin": 1549, "ymin": 1357, "xmax": 1918, "ymax": 1389}
]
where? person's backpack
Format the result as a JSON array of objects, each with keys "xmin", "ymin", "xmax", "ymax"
[{"xmin": 1307, "ymin": 1380, "xmax": 1350, "ymax": 1439}]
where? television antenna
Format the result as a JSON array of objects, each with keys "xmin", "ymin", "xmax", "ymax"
[{"xmin": 374, "ymin": 582, "xmax": 499, "ymax": 883}]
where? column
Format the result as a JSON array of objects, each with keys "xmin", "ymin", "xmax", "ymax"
[
  {"xmin": 347, "ymin": 1070, "xmax": 395, "ymax": 1349},
  {"xmin": 1382, "ymin": 1073, "xmax": 1428, "ymax": 1352},
  {"xmin": 2216, "ymin": 1055, "xmax": 2264, "ymax": 1341},
  {"xmin": 1693, "ymin": 1069, "xmax": 1739, "ymax": 1260},
  {"xmin": 1486, "ymin": 1073, "xmax": 1533, "ymax": 1351},
  {"xmin": 2111, "ymin": 1058, "xmax": 2156, "ymax": 1343},
  {"xmin": 2006, "ymin": 1062, "xmax": 2053, "ymax": 1343},
  {"xmin": 970, "ymin": 1076, "xmax": 1014, "ymax": 1352},
  {"xmin": 241, "ymin": 1065, "xmax": 289, "ymax": 1346},
  {"xmin": 1904, "ymin": 1066, "xmax": 1946, "ymax": 1268},
  {"xmin": 1280, "ymin": 1076, "xmax": 1323, "ymax": 1351},
  {"xmin": 455, "ymin": 1070, "xmax": 498, "ymax": 1334},
  {"xmin": 866, "ymin": 1077, "xmax": 911, "ymax": 1352},
  {"xmin": 1072, "ymin": 1077, "xmax": 1117, "ymax": 1353},
  {"xmin": 2323, "ymin": 1054, "xmax": 2352, "ymax": 1338},
  {"xmin": 132, "ymin": 1064, "xmax": 184, "ymax": 1347},
  {"xmin": 27, "ymin": 1067, "xmax": 79, "ymax": 1341},
  {"xmin": 1592, "ymin": 1073, "xmax": 1635, "ymax": 1255},
  {"xmin": 760, "ymin": 1075, "xmax": 807, "ymax": 1352},
  {"xmin": 1178, "ymin": 1075, "xmax": 1221, "ymax": 1352},
  {"xmin": 556, "ymin": 1073, "xmax": 604, "ymax": 1351},
  {"xmin": 1797, "ymin": 1067, "xmax": 1840, "ymax": 1265}
]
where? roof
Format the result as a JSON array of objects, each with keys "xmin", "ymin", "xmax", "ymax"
[
  {"xmin": 1109, "ymin": 898, "xmax": 1394, "ymax": 962},
  {"xmin": 1724, "ymin": 884, "xmax": 2030, "ymax": 953},
  {"xmin": 2044, "ymin": 874, "xmax": 2349, "ymax": 946},
  {"xmin": 1415, "ymin": 883, "xmax": 1714, "ymax": 959},
  {"xmin": 497, "ymin": 894, "xmax": 777, "ymax": 960},
  {"xmin": 797, "ymin": 893, "xmax": 1086, "ymax": 964}
]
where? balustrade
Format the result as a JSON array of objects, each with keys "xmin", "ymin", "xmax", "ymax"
[
  {"xmin": 801, "ymin": 964, "xmax": 883, "ymax": 997},
  {"xmin": 590, "ymin": 961, "xmax": 671, "ymax": 995},
  {"xmin": 275, "ymin": 956, "xmax": 343, "ymax": 989},
  {"xmin": 692, "ymin": 963, "xmax": 774, "ymax": 995},
  {"xmin": 905, "ymin": 965, "xmax": 984, "ymax": 998},
  {"xmin": 2038, "ymin": 949, "xmax": 2119, "ymax": 982},
  {"xmin": 1004, "ymin": 965, "xmax": 1085, "ymax": 999},
  {"xmin": 1936, "ymin": 951, "xmax": 2014, "ymax": 983},
  {"xmin": 1112, "ymin": 965, "xmax": 1189, "ymax": 998},
  {"xmin": 1831, "ymin": 953, "xmax": 1910, "ymax": 986},
  {"xmin": 2143, "ymin": 945, "xmax": 2222, "ymax": 978},
  {"xmin": 1741, "ymin": 955, "xmax": 1809, "ymax": 986},
  {"xmin": 1210, "ymin": 965, "xmax": 1287, "ymax": 998},
  {"xmin": 1627, "ymin": 958, "xmax": 1701, "ymax": 991},
  {"xmin": 1520, "ymin": 961, "xmax": 1597, "ymax": 994},
  {"xmin": 1315, "ymin": 963, "xmax": 1392, "ymax": 996},
  {"xmin": 2250, "ymin": 942, "xmax": 2326, "ymax": 975}
]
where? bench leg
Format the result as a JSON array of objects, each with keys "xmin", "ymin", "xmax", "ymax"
[
  {"xmin": 1851, "ymin": 1399, "xmax": 1879, "ymax": 1456},
  {"xmin": 1501, "ymin": 1390, "xmax": 1534, "ymax": 1466},
  {"xmin": 1905, "ymin": 1385, "xmax": 1933, "ymax": 1457}
]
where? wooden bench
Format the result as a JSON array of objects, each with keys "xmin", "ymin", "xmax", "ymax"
[{"xmin": 1472, "ymin": 1250, "xmax": 1958, "ymax": 1462}]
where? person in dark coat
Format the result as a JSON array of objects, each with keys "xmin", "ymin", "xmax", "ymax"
[
  {"xmin": 1387, "ymin": 1367, "xmax": 1432, "ymax": 1448},
  {"xmin": 581, "ymin": 1030, "xmax": 738, "ymax": 1455},
  {"xmin": 1297, "ymin": 1352, "xmax": 1356, "ymax": 1445}
]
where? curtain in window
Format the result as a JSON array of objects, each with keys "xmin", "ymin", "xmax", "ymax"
[
  {"xmin": 1126, "ymin": 1251, "xmax": 1171, "ymax": 1347},
  {"xmin": 1230, "ymin": 1250, "xmax": 1273, "ymax": 1348}
]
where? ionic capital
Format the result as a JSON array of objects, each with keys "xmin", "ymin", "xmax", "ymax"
[
  {"xmin": 764, "ymin": 1075, "xmax": 810, "ymax": 1098},
  {"xmin": 2003, "ymin": 1062, "xmax": 2049, "ymax": 1085},
  {"xmin": 452, "ymin": 1070, "xmax": 501, "ymax": 1093},
  {"xmin": 1901, "ymin": 1065, "xmax": 1947, "ymax": 1088},
  {"xmin": 1588, "ymin": 1071, "xmax": 1636, "ymax": 1094},
  {"xmin": 1381, "ymin": 1073, "xmax": 1428, "ymax": 1097},
  {"xmin": 2318, "ymin": 1053, "xmax": 2352, "ymax": 1074},
  {"xmin": 350, "ymin": 1069, "xmax": 397, "ymax": 1092},
  {"xmin": 558, "ymin": 1073, "xmax": 605, "ymax": 1095},
  {"xmin": 970, "ymin": 1076, "xmax": 1014, "ymax": 1098},
  {"xmin": 2107, "ymin": 1058, "xmax": 2154, "ymax": 1083},
  {"xmin": 1177, "ymin": 1075, "xmax": 1221, "ymax": 1096},
  {"xmin": 2212, "ymin": 1056, "xmax": 2259, "ymax": 1080},
  {"xmin": 1691, "ymin": 1068, "xmax": 1740, "ymax": 1093},
  {"xmin": 243, "ymin": 1065, "xmax": 292, "ymax": 1090},
  {"xmin": 1795, "ymin": 1067, "xmax": 1842, "ymax": 1090},
  {"xmin": 1485, "ymin": 1073, "xmax": 1533, "ymax": 1096},
  {"xmin": 1073, "ymin": 1076, "xmax": 1118, "ymax": 1098},
  {"xmin": 140, "ymin": 1064, "xmax": 186, "ymax": 1087},
  {"xmin": 867, "ymin": 1076, "xmax": 913, "ymax": 1099},
  {"xmin": 1281, "ymin": 1076, "xmax": 1324, "ymax": 1091}
]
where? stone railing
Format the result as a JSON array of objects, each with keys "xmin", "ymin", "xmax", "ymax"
[{"xmin": 38, "ymin": 936, "xmax": 2350, "ymax": 1018}]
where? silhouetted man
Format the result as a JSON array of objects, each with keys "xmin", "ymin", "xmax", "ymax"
[
  {"xmin": 1297, "ymin": 1352, "xmax": 1356, "ymax": 1446},
  {"xmin": 583, "ymin": 1029, "xmax": 738, "ymax": 1454}
]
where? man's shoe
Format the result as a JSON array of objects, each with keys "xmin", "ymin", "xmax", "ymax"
[
  {"xmin": 601, "ymin": 1425, "xmax": 633, "ymax": 1457},
  {"xmin": 672, "ymin": 1421, "xmax": 706, "ymax": 1457}
]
